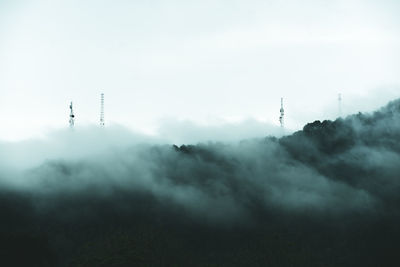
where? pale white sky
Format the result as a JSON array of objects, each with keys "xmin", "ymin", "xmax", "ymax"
[{"xmin": 0, "ymin": 0, "xmax": 399, "ymax": 141}]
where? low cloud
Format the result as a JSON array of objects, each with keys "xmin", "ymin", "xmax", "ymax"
[
  {"xmin": 156, "ymin": 118, "xmax": 286, "ymax": 144},
  {"xmin": 2, "ymin": 99, "xmax": 400, "ymax": 222},
  {"xmin": 0, "ymin": 98, "xmax": 399, "ymax": 266}
]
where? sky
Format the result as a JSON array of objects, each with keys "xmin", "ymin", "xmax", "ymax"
[{"xmin": 0, "ymin": 0, "xmax": 399, "ymax": 141}]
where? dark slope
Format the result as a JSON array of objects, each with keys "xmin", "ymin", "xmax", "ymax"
[
  {"xmin": 280, "ymin": 98, "xmax": 400, "ymax": 207},
  {"xmin": 281, "ymin": 98, "xmax": 400, "ymax": 156},
  {"xmin": 0, "ymin": 99, "xmax": 399, "ymax": 266}
]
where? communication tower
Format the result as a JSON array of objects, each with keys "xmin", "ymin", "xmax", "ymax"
[
  {"xmin": 69, "ymin": 101, "xmax": 75, "ymax": 128},
  {"xmin": 279, "ymin": 97, "xmax": 284, "ymax": 128},
  {"xmin": 100, "ymin": 93, "xmax": 105, "ymax": 126}
]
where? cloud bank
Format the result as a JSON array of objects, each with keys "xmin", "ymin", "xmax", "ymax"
[{"xmin": 0, "ymin": 98, "xmax": 399, "ymax": 266}]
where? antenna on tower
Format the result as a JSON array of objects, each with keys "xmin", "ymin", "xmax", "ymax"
[
  {"xmin": 69, "ymin": 101, "xmax": 75, "ymax": 128},
  {"xmin": 279, "ymin": 97, "xmax": 284, "ymax": 128},
  {"xmin": 338, "ymin": 93, "xmax": 342, "ymax": 117},
  {"xmin": 100, "ymin": 93, "xmax": 105, "ymax": 126}
]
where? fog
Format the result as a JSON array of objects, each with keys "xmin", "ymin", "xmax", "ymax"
[
  {"xmin": 0, "ymin": 99, "xmax": 400, "ymax": 218},
  {"xmin": 1, "ymin": 99, "xmax": 399, "ymax": 219},
  {"xmin": 0, "ymin": 98, "xmax": 399, "ymax": 266}
]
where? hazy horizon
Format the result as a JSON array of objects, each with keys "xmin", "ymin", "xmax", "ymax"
[{"xmin": 1, "ymin": 0, "xmax": 400, "ymax": 141}]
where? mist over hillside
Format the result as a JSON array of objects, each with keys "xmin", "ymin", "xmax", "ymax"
[{"xmin": 0, "ymin": 99, "xmax": 399, "ymax": 266}]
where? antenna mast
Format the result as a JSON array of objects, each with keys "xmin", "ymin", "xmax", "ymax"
[
  {"xmin": 100, "ymin": 93, "xmax": 105, "ymax": 126},
  {"xmin": 69, "ymin": 101, "xmax": 75, "ymax": 128},
  {"xmin": 100, "ymin": 93, "xmax": 104, "ymax": 126},
  {"xmin": 338, "ymin": 93, "xmax": 342, "ymax": 117},
  {"xmin": 279, "ymin": 97, "xmax": 284, "ymax": 128}
]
